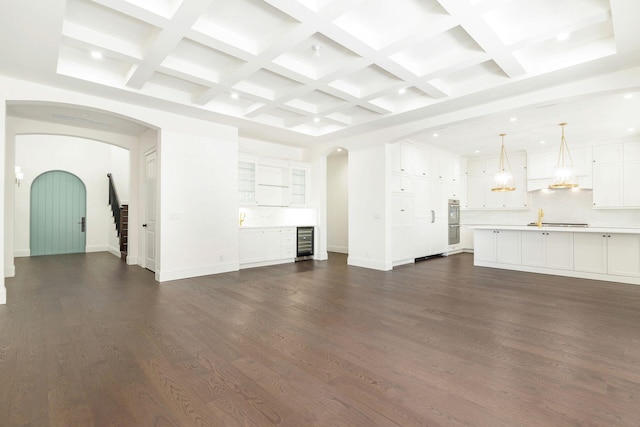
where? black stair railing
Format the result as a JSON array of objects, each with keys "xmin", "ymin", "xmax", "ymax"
[{"xmin": 107, "ymin": 173, "xmax": 121, "ymax": 236}]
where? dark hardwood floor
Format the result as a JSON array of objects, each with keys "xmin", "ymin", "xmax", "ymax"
[{"xmin": 2, "ymin": 252, "xmax": 640, "ymax": 426}]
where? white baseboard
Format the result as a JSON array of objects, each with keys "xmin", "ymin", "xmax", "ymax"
[
  {"xmin": 347, "ymin": 256, "xmax": 392, "ymax": 271},
  {"xmin": 108, "ymin": 245, "xmax": 121, "ymax": 258},
  {"xmin": 14, "ymin": 249, "xmax": 30, "ymax": 257},
  {"xmin": 86, "ymin": 244, "xmax": 108, "ymax": 253},
  {"xmin": 327, "ymin": 245, "xmax": 348, "ymax": 254},
  {"xmin": 0, "ymin": 286, "xmax": 6, "ymax": 305},
  {"xmin": 4, "ymin": 265, "xmax": 15, "ymax": 278},
  {"xmin": 157, "ymin": 262, "xmax": 240, "ymax": 282},
  {"xmin": 240, "ymin": 258, "xmax": 294, "ymax": 270}
]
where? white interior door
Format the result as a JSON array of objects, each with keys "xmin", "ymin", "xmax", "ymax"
[{"xmin": 144, "ymin": 150, "xmax": 157, "ymax": 272}]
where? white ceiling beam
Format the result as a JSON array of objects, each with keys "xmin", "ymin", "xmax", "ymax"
[
  {"xmin": 125, "ymin": 0, "xmax": 215, "ymax": 89},
  {"xmin": 436, "ymin": 0, "xmax": 527, "ymax": 78},
  {"xmin": 611, "ymin": 0, "xmax": 640, "ymax": 54},
  {"xmin": 192, "ymin": 24, "xmax": 317, "ymax": 105}
]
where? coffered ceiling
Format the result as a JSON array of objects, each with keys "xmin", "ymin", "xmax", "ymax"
[{"xmin": 2, "ymin": 0, "xmax": 640, "ymax": 154}]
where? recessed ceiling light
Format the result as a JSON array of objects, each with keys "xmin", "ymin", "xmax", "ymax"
[
  {"xmin": 624, "ymin": 94, "xmax": 634, "ymax": 99},
  {"xmin": 91, "ymin": 51, "xmax": 103, "ymax": 60},
  {"xmin": 313, "ymin": 117, "xmax": 320, "ymax": 123},
  {"xmin": 539, "ymin": 140, "xmax": 546, "ymax": 144},
  {"xmin": 556, "ymin": 33, "xmax": 569, "ymax": 41},
  {"xmin": 475, "ymin": 150, "xmax": 480, "ymax": 154},
  {"xmin": 432, "ymin": 133, "xmax": 438, "ymax": 137},
  {"xmin": 398, "ymin": 87, "xmax": 407, "ymax": 95},
  {"xmin": 628, "ymin": 128, "xmax": 636, "ymax": 132},
  {"xmin": 337, "ymin": 148, "xmax": 342, "ymax": 152},
  {"xmin": 311, "ymin": 44, "xmax": 321, "ymax": 57},
  {"xmin": 230, "ymin": 92, "xmax": 239, "ymax": 100},
  {"xmin": 509, "ymin": 117, "xmax": 517, "ymax": 122}
]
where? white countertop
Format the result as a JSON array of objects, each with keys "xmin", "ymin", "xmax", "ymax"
[
  {"xmin": 239, "ymin": 225, "xmax": 315, "ymax": 229},
  {"xmin": 472, "ymin": 225, "xmax": 640, "ymax": 234}
]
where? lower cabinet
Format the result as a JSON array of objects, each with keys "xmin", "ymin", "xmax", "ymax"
[
  {"xmin": 474, "ymin": 229, "xmax": 521, "ymax": 264},
  {"xmin": 475, "ymin": 228, "xmax": 640, "ymax": 285},
  {"xmin": 240, "ymin": 227, "xmax": 296, "ymax": 267},
  {"xmin": 574, "ymin": 233, "xmax": 640, "ymax": 277},
  {"xmin": 521, "ymin": 231, "xmax": 573, "ymax": 270}
]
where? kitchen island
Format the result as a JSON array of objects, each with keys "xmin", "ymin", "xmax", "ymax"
[{"xmin": 473, "ymin": 225, "xmax": 640, "ymax": 285}]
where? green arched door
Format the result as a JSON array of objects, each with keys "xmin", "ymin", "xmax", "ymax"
[{"xmin": 30, "ymin": 170, "xmax": 87, "ymax": 256}]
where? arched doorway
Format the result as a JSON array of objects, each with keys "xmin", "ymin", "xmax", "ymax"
[{"xmin": 30, "ymin": 170, "xmax": 87, "ymax": 256}]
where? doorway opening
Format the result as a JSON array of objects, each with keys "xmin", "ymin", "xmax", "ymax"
[{"xmin": 326, "ymin": 147, "xmax": 348, "ymax": 261}]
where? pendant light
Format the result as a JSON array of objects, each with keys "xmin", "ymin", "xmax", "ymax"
[
  {"xmin": 491, "ymin": 133, "xmax": 515, "ymax": 192},
  {"xmin": 549, "ymin": 122, "xmax": 578, "ymax": 189}
]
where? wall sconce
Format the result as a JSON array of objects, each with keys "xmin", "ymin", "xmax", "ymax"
[{"xmin": 15, "ymin": 166, "xmax": 24, "ymax": 187}]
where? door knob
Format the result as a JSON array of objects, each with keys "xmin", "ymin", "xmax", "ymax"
[{"xmin": 142, "ymin": 224, "xmax": 147, "ymax": 228}]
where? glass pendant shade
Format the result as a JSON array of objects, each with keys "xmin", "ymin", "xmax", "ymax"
[
  {"xmin": 491, "ymin": 133, "xmax": 515, "ymax": 192},
  {"xmin": 549, "ymin": 123, "xmax": 579, "ymax": 189}
]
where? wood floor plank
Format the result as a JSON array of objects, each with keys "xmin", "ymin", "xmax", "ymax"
[{"xmin": 3, "ymin": 252, "xmax": 640, "ymax": 425}]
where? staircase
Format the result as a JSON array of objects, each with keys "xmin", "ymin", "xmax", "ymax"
[
  {"xmin": 108, "ymin": 173, "xmax": 128, "ymax": 261},
  {"xmin": 119, "ymin": 205, "xmax": 128, "ymax": 260}
]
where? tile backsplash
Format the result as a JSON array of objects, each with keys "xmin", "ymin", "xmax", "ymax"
[{"xmin": 462, "ymin": 189, "xmax": 640, "ymax": 228}]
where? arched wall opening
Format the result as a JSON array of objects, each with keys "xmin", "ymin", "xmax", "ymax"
[{"xmin": 4, "ymin": 101, "xmax": 159, "ymax": 279}]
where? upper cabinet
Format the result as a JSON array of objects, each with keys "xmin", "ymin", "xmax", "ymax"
[
  {"xmin": 390, "ymin": 141, "xmax": 460, "ymax": 199},
  {"xmin": 465, "ymin": 153, "xmax": 528, "ymax": 209},
  {"xmin": 289, "ymin": 165, "xmax": 309, "ymax": 206},
  {"xmin": 390, "ymin": 141, "xmax": 416, "ymax": 174},
  {"xmin": 526, "ymin": 146, "xmax": 593, "ymax": 191},
  {"xmin": 239, "ymin": 158, "xmax": 310, "ymax": 207},
  {"xmin": 238, "ymin": 161, "xmax": 256, "ymax": 205},
  {"xmin": 592, "ymin": 141, "xmax": 640, "ymax": 208}
]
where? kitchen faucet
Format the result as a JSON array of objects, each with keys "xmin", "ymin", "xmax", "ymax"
[{"xmin": 536, "ymin": 208, "xmax": 544, "ymax": 227}]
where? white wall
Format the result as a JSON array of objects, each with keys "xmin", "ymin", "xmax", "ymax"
[
  {"xmin": 239, "ymin": 137, "xmax": 306, "ymax": 161},
  {"xmin": 348, "ymin": 144, "xmax": 389, "ymax": 270},
  {"xmin": 14, "ymin": 134, "xmax": 129, "ymax": 256},
  {"xmin": 327, "ymin": 152, "xmax": 348, "ymax": 253},
  {"xmin": 158, "ymin": 128, "xmax": 239, "ymax": 281},
  {"xmin": 1, "ymin": 102, "xmax": 5, "ymax": 304}
]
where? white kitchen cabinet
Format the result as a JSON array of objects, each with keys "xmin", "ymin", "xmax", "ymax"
[
  {"xmin": 521, "ymin": 230, "xmax": 573, "ymax": 270},
  {"xmin": 238, "ymin": 161, "xmax": 256, "ymax": 205},
  {"xmin": 573, "ymin": 233, "xmax": 607, "ymax": 274},
  {"xmin": 574, "ymin": 233, "xmax": 640, "ymax": 277},
  {"xmin": 623, "ymin": 160, "xmax": 640, "ymax": 206},
  {"xmin": 414, "ymin": 178, "xmax": 447, "ymax": 258},
  {"xmin": 526, "ymin": 147, "xmax": 592, "ymax": 191},
  {"xmin": 391, "ymin": 193, "xmax": 415, "ymax": 262},
  {"xmin": 239, "ymin": 228, "xmax": 264, "ymax": 264},
  {"xmin": 240, "ymin": 158, "xmax": 311, "ymax": 207},
  {"xmin": 413, "ymin": 145, "xmax": 436, "ymax": 178},
  {"xmin": 608, "ymin": 234, "xmax": 640, "ymax": 277},
  {"xmin": 465, "ymin": 154, "xmax": 527, "ymax": 209},
  {"xmin": 240, "ymin": 227, "xmax": 297, "ymax": 267},
  {"xmin": 391, "ymin": 173, "xmax": 414, "ymax": 194},
  {"xmin": 289, "ymin": 166, "xmax": 309, "ymax": 206},
  {"xmin": 390, "ymin": 141, "xmax": 415, "ymax": 174},
  {"xmin": 592, "ymin": 162, "xmax": 623, "ymax": 207},
  {"xmin": 474, "ymin": 229, "xmax": 521, "ymax": 264},
  {"xmin": 592, "ymin": 142, "xmax": 640, "ymax": 208}
]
